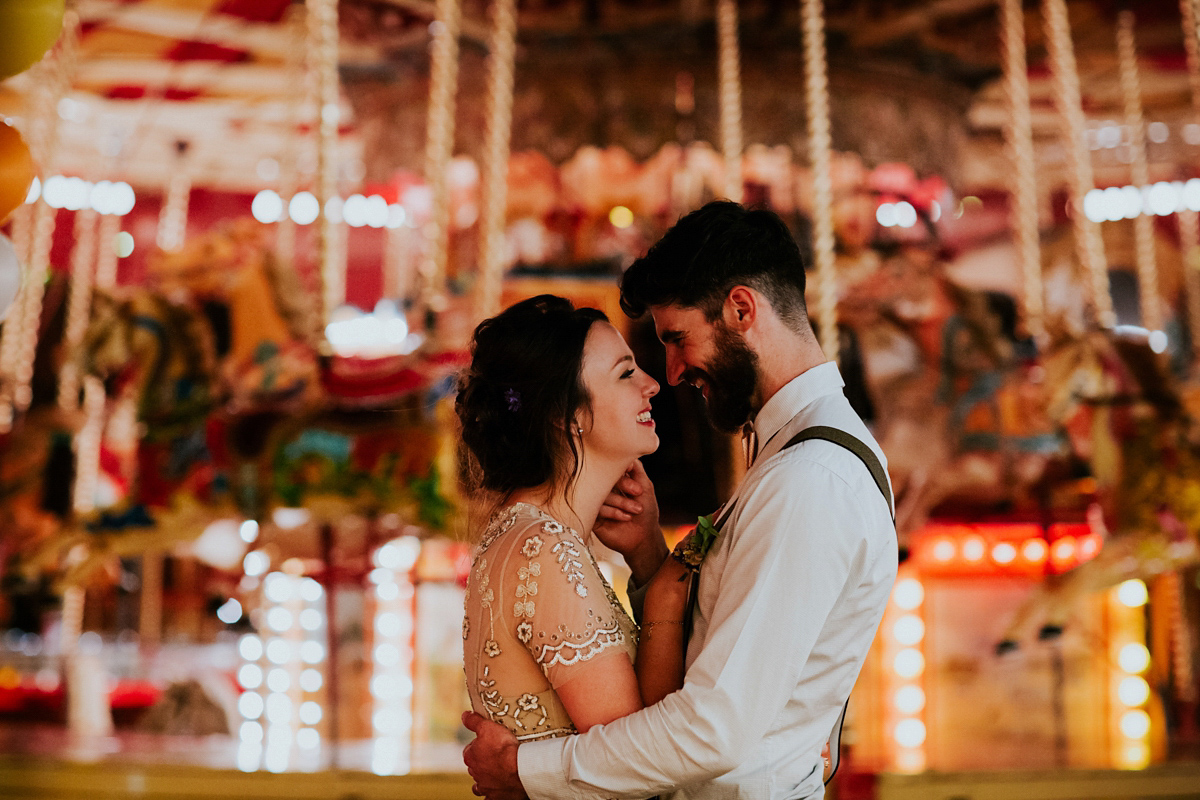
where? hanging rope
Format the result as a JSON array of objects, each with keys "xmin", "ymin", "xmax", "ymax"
[
  {"xmin": 1042, "ymin": 0, "xmax": 1113, "ymax": 328},
  {"xmin": 476, "ymin": 0, "xmax": 518, "ymax": 321},
  {"xmin": 1178, "ymin": 0, "xmax": 1200, "ymax": 356},
  {"xmin": 276, "ymin": 5, "xmax": 309, "ymax": 275},
  {"xmin": 56, "ymin": 208, "xmax": 99, "ymax": 410},
  {"xmin": 717, "ymin": 0, "xmax": 743, "ymax": 202},
  {"xmin": 307, "ymin": 0, "xmax": 341, "ymax": 322},
  {"xmin": 1117, "ymin": 10, "xmax": 1162, "ymax": 332},
  {"xmin": 420, "ymin": 0, "xmax": 463, "ymax": 317},
  {"xmin": 94, "ymin": 214, "xmax": 121, "ymax": 290},
  {"xmin": 1000, "ymin": 0, "xmax": 1045, "ymax": 343},
  {"xmin": 801, "ymin": 0, "xmax": 839, "ymax": 362}
]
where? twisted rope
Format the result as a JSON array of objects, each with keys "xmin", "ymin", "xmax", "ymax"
[
  {"xmin": 802, "ymin": 0, "xmax": 839, "ymax": 361},
  {"xmin": 1117, "ymin": 10, "xmax": 1161, "ymax": 332},
  {"xmin": 420, "ymin": 0, "xmax": 463, "ymax": 317},
  {"xmin": 1000, "ymin": 0, "xmax": 1045, "ymax": 343},
  {"xmin": 1042, "ymin": 0, "xmax": 1113, "ymax": 327},
  {"xmin": 717, "ymin": 0, "xmax": 743, "ymax": 202},
  {"xmin": 307, "ymin": 0, "xmax": 342, "ymax": 321},
  {"xmin": 476, "ymin": 0, "xmax": 518, "ymax": 321},
  {"xmin": 57, "ymin": 208, "xmax": 99, "ymax": 410}
]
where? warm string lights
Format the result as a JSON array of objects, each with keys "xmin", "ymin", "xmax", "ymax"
[
  {"xmin": 1116, "ymin": 11, "xmax": 1162, "ymax": 332},
  {"xmin": 1109, "ymin": 579, "xmax": 1152, "ymax": 769},
  {"xmin": 369, "ymin": 537, "xmax": 420, "ymax": 776},
  {"xmin": 716, "ymin": 0, "xmax": 743, "ymax": 203},
  {"xmin": 237, "ymin": 572, "xmax": 328, "ymax": 773},
  {"xmin": 883, "ymin": 571, "xmax": 927, "ymax": 773},
  {"xmin": 913, "ymin": 522, "xmax": 1098, "ymax": 576},
  {"xmin": 801, "ymin": 0, "xmax": 839, "ymax": 362},
  {"xmin": 475, "ymin": 0, "xmax": 519, "ymax": 321},
  {"xmin": 999, "ymin": 0, "xmax": 1045, "ymax": 342},
  {"xmin": 420, "ymin": 0, "xmax": 463, "ymax": 319},
  {"xmin": 1042, "ymin": 0, "xmax": 1114, "ymax": 328}
]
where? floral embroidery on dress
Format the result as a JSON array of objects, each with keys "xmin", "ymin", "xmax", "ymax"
[
  {"xmin": 484, "ymin": 639, "xmax": 501, "ymax": 658},
  {"xmin": 521, "ymin": 536, "xmax": 543, "ymax": 558},
  {"xmin": 512, "ymin": 693, "xmax": 549, "ymax": 730},
  {"xmin": 516, "ymin": 621, "xmax": 532, "ymax": 643},
  {"xmin": 551, "ymin": 539, "xmax": 588, "ymax": 597},
  {"xmin": 541, "ymin": 520, "xmax": 563, "ymax": 535},
  {"xmin": 462, "ymin": 617, "xmax": 470, "ymax": 641}
]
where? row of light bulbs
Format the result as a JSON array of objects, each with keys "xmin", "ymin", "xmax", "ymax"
[
  {"xmin": 1083, "ymin": 180, "xmax": 1200, "ymax": 223},
  {"xmin": 886, "ymin": 575, "xmax": 927, "ymax": 772},
  {"xmin": 251, "ymin": 189, "xmax": 413, "ymax": 229},
  {"xmin": 26, "ymin": 175, "xmax": 137, "ymax": 216}
]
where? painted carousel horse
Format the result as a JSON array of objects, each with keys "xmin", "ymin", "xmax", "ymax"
[{"xmin": 996, "ymin": 327, "xmax": 1200, "ymax": 652}]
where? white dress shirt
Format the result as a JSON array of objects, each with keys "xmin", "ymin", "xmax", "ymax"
[{"xmin": 517, "ymin": 361, "xmax": 898, "ymax": 800}]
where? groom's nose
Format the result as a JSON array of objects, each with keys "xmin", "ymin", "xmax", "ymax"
[{"xmin": 665, "ymin": 350, "xmax": 685, "ymax": 386}]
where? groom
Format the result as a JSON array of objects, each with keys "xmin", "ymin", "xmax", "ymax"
[{"xmin": 462, "ymin": 201, "xmax": 898, "ymax": 800}]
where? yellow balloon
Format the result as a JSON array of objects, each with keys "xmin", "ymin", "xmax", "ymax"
[
  {"xmin": 0, "ymin": 0, "xmax": 66, "ymax": 81},
  {"xmin": 0, "ymin": 121, "xmax": 37, "ymax": 226}
]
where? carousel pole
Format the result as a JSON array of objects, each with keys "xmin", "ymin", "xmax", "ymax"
[
  {"xmin": 155, "ymin": 142, "xmax": 191, "ymax": 253},
  {"xmin": 276, "ymin": 4, "xmax": 309, "ymax": 274},
  {"xmin": 1177, "ymin": 0, "xmax": 1200, "ymax": 356},
  {"xmin": 1117, "ymin": 10, "xmax": 1162, "ymax": 332},
  {"xmin": 717, "ymin": 0, "xmax": 743, "ymax": 202},
  {"xmin": 93, "ymin": 214, "xmax": 121, "ymax": 290},
  {"xmin": 307, "ymin": 0, "xmax": 341, "ymax": 323},
  {"xmin": 999, "ymin": 0, "xmax": 1046, "ymax": 344},
  {"xmin": 801, "ymin": 0, "xmax": 840, "ymax": 362},
  {"xmin": 475, "ymin": 0, "xmax": 518, "ymax": 321},
  {"xmin": 419, "ymin": 0, "xmax": 463, "ymax": 320},
  {"xmin": 1042, "ymin": 0, "xmax": 1114, "ymax": 328},
  {"xmin": 56, "ymin": 207, "xmax": 98, "ymax": 410}
]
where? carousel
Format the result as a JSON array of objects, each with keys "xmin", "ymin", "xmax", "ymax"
[{"xmin": 0, "ymin": 1, "xmax": 1198, "ymax": 798}]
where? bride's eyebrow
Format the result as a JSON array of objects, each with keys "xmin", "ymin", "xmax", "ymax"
[{"xmin": 612, "ymin": 355, "xmax": 634, "ymax": 371}]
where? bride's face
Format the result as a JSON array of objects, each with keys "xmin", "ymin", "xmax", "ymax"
[{"xmin": 578, "ymin": 322, "xmax": 659, "ymax": 462}]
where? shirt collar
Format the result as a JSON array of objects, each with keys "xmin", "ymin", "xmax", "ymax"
[{"xmin": 751, "ymin": 361, "xmax": 845, "ymax": 450}]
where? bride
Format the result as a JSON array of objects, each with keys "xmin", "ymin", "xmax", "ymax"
[{"xmin": 457, "ymin": 295, "xmax": 689, "ymax": 741}]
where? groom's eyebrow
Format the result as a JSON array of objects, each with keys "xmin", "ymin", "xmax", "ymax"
[{"xmin": 659, "ymin": 329, "xmax": 683, "ymax": 345}]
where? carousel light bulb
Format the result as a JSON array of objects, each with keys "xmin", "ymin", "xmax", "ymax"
[
  {"xmin": 365, "ymin": 194, "xmax": 389, "ymax": 228},
  {"xmin": 1050, "ymin": 537, "xmax": 1075, "ymax": 564},
  {"xmin": 265, "ymin": 639, "xmax": 291, "ymax": 665},
  {"xmin": 114, "ymin": 231, "xmax": 135, "ymax": 258},
  {"xmin": 1148, "ymin": 330, "xmax": 1168, "ymax": 354},
  {"xmin": 300, "ymin": 641, "xmax": 325, "ymax": 664},
  {"xmin": 892, "ymin": 578, "xmax": 924, "ymax": 610},
  {"xmin": 376, "ymin": 581, "xmax": 400, "ymax": 602},
  {"xmin": 991, "ymin": 542, "xmax": 1017, "ymax": 564},
  {"xmin": 1118, "ymin": 741, "xmax": 1150, "ymax": 769},
  {"xmin": 1083, "ymin": 188, "xmax": 1106, "ymax": 223},
  {"xmin": 1118, "ymin": 676, "xmax": 1151, "ymax": 707},
  {"xmin": 1147, "ymin": 182, "xmax": 1178, "ymax": 216},
  {"xmin": 893, "ymin": 648, "xmax": 925, "ymax": 679},
  {"xmin": 893, "ymin": 685, "xmax": 926, "ymax": 714},
  {"xmin": 41, "ymin": 175, "xmax": 68, "ymax": 208},
  {"xmin": 296, "ymin": 728, "xmax": 320, "ymax": 750},
  {"xmin": 961, "ymin": 535, "xmax": 985, "ymax": 562},
  {"xmin": 252, "ymin": 190, "xmax": 284, "ymax": 224},
  {"xmin": 892, "ymin": 615, "xmax": 925, "ymax": 646},
  {"xmin": 239, "ymin": 720, "xmax": 264, "ymax": 743},
  {"xmin": 375, "ymin": 643, "xmax": 401, "ymax": 667},
  {"xmin": 265, "ymin": 693, "xmax": 293, "ymax": 724},
  {"xmin": 217, "ymin": 598, "xmax": 243, "ymax": 624},
  {"xmin": 609, "ymin": 206, "xmax": 634, "ymax": 229},
  {"xmin": 238, "ymin": 635, "xmax": 263, "ymax": 662},
  {"xmin": 893, "ymin": 718, "xmax": 927, "ymax": 748},
  {"xmin": 238, "ymin": 692, "xmax": 264, "ymax": 720},
  {"xmin": 299, "ymin": 578, "xmax": 323, "ymax": 603},
  {"xmin": 239, "ymin": 520, "xmax": 259, "ymax": 543},
  {"xmin": 111, "ymin": 182, "xmax": 136, "ymax": 216},
  {"xmin": 875, "ymin": 203, "xmax": 897, "ymax": 228},
  {"xmin": 1021, "ymin": 539, "xmax": 1047, "ymax": 563},
  {"xmin": 930, "ymin": 538, "xmax": 955, "ymax": 562},
  {"xmin": 243, "ymin": 550, "xmax": 269, "ymax": 577},
  {"xmin": 893, "ymin": 201, "xmax": 918, "ymax": 228},
  {"xmin": 386, "ymin": 203, "xmax": 407, "ymax": 229},
  {"xmin": 62, "ymin": 177, "xmax": 91, "ymax": 211},
  {"xmin": 288, "ymin": 192, "xmax": 320, "ymax": 225},
  {"xmin": 1120, "ymin": 709, "xmax": 1151, "ymax": 739},
  {"xmin": 266, "ymin": 668, "xmax": 291, "ymax": 693},
  {"xmin": 342, "ymin": 193, "xmax": 368, "ymax": 227},
  {"xmin": 1118, "ymin": 643, "xmax": 1151, "ymax": 674},
  {"xmin": 1117, "ymin": 579, "xmax": 1148, "ymax": 608},
  {"xmin": 299, "ymin": 608, "xmax": 323, "ymax": 631},
  {"xmin": 25, "ymin": 175, "xmax": 40, "ymax": 204},
  {"xmin": 299, "ymin": 668, "xmax": 323, "ymax": 692},
  {"xmin": 263, "ymin": 572, "xmax": 293, "ymax": 604},
  {"xmin": 237, "ymin": 663, "xmax": 263, "ymax": 690},
  {"xmin": 376, "ymin": 612, "xmax": 402, "ymax": 638},
  {"xmin": 299, "ymin": 701, "xmax": 323, "ymax": 725},
  {"xmin": 1183, "ymin": 178, "xmax": 1200, "ymax": 212},
  {"xmin": 266, "ymin": 607, "xmax": 293, "ymax": 633}
]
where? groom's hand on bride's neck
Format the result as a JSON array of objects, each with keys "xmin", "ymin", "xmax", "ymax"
[
  {"xmin": 462, "ymin": 711, "xmax": 526, "ymax": 800},
  {"xmin": 595, "ymin": 460, "xmax": 668, "ymax": 586}
]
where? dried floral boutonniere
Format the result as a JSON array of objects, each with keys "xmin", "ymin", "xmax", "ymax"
[{"xmin": 672, "ymin": 513, "xmax": 721, "ymax": 571}]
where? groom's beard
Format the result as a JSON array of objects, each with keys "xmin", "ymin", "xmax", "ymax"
[{"xmin": 682, "ymin": 324, "xmax": 760, "ymax": 433}]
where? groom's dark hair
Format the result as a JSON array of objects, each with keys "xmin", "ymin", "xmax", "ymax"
[{"xmin": 619, "ymin": 201, "xmax": 810, "ymax": 332}]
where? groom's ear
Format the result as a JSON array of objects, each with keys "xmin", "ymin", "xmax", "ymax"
[{"xmin": 723, "ymin": 286, "xmax": 757, "ymax": 332}]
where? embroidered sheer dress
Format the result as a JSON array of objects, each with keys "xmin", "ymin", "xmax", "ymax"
[{"xmin": 464, "ymin": 502, "xmax": 639, "ymax": 742}]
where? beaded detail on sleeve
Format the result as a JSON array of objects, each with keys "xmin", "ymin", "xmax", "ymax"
[{"xmin": 463, "ymin": 503, "xmax": 638, "ymax": 742}]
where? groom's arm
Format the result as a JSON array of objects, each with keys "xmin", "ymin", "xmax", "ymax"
[{"xmin": 514, "ymin": 463, "xmax": 868, "ymax": 800}]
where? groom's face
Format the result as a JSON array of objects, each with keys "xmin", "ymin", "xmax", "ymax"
[{"xmin": 650, "ymin": 303, "xmax": 760, "ymax": 433}]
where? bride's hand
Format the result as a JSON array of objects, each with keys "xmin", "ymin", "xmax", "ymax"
[{"xmin": 595, "ymin": 460, "xmax": 668, "ymax": 586}]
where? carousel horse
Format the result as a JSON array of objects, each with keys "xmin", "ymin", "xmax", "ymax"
[{"xmin": 996, "ymin": 327, "xmax": 1200, "ymax": 652}]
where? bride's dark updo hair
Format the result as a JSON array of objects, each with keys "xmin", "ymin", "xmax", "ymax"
[{"xmin": 456, "ymin": 295, "xmax": 608, "ymax": 497}]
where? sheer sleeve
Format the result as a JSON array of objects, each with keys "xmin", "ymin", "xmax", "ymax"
[{"xmin": 503, "ymin": 516, "xmax": 633, "ymax": 690}]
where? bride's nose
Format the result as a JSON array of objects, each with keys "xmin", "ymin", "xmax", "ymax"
[{"xmin": 642, "ymin": 373, "xmax": 659, "ymax": 398}]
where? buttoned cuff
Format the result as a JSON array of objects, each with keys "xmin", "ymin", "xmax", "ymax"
[{"xmin": 517, "ymin": 736, "xmax": 572, "ymax": 800}]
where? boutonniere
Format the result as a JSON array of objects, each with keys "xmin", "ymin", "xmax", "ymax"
[{"xmin": 672, "ymin": 513, "xmax": 721, "ymax": 571}]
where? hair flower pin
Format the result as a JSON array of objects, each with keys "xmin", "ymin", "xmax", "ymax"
[
  {"xmin": 671, "ymin": 513, "xmax": 720, "ymax": 571},
  {"xmin": 504, "ymin": 388, "xmax": 521, "ymax": 412}
]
